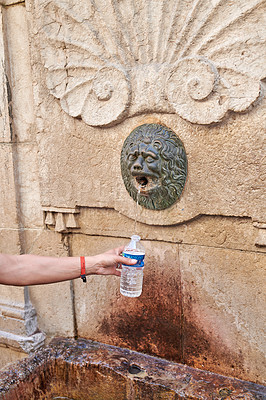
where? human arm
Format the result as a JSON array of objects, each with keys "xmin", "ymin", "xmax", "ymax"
[{"xmin": 0, "ymin": 246, "xmax": 136, "ymax": 286}]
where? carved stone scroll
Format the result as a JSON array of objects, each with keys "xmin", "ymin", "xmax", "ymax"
[{"xmin": 34, "ymin": 0, "xmax": 265, "ymax": 127}]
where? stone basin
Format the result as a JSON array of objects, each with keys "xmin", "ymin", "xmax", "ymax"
[{"xmin": 0, "ymin": 338, "xmax": 265, "ymax": 400}]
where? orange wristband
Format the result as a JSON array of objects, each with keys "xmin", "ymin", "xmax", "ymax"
[{"xmin": 80, "ymin": 256, "xmax": 87, "ymax": 283}]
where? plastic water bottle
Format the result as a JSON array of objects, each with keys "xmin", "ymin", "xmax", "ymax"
[{"xmin": 120, "ymin": 235, "xmax": 145, "ymax": 297}]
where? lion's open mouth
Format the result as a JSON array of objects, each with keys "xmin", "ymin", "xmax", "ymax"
[
  {"xmin": 134, "ymin": 175, "xmax": 159, "ymax": 194},
  {"xmin": 136, "ymin": 176, "xmax": 148, "ymax": 187}
]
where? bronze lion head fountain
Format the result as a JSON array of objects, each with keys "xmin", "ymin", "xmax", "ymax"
[{"xmin": 121, "ymin": 124, "xmax": 187, "ymax": 210}]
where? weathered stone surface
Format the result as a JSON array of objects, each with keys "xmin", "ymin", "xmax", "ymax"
[
  {"xmin": 0, "ymin": 287, "xmax": 25, "ymax": 308},
  {"xmin": 0, "ymin": 8, "xmax": 19, "ymax": 253},
  {"xmin": 180, "ymin": 245, "xmax": 266, "ymax": 384},
  {"xmin": 25, "ymin": 0, "xmax": 266, "ymax": 224},
  {"xmin": 115, "ymin": 106, "xmax": 266, "ymax": 225},
  {"xmin": 0, "ymin": 0, "xmax": 265, "ymax": 386},
  {"xmin": 2, "ymin": 3, "xmax": 35, "ymax": 143},
  {"xmin": 29, "ymin": 281, "xmax": 75, "ymax": 338},
  {"xmin": 1, "ymin": 5, "xmax": 42, "ymax": 229},
  {"xmin": 0, "ymin": 346, "xmax": 26, "ymax": 370},
  {"xmin": 0, "ymin": 143, "xmax": 42, "ymax": 235},
  {"xmin": 0, "ymin": 151, "xmax": 17, "ymax": 231},
  {"xmin": 43, "ymin": 207, "xmax": 80, "ymax": 233},
  {"xmin": 71, "ymin": 234, "xmax": 265, "ymax": 383},
  {"xmin": 0, "ymin": 145, "xmax": 18, "ymax": 228},
  {"xmin": 0, "ymin": 8, "xmax": 11, "ymax": 143},
  {"xmin": 25, "ymin": 103, "xmax": 266, "ymax": 225},
  {"xmin": 0, "ymin": 299, "xmax": 26, "ymax": 335},
  {"xmin": 78, "ymin": 208, "xmax": 265, "ymax": 252},
  {"xmin": 0, "ymin": 230, "xmax": 20, "ymax": 254},
  {"xmin": 26, "ymin": 230, "xmax": 75, "ymax": 338},
  {"xmin": 0, "ymin": 1, "xmax": 24, "ymax": 5},
  {"xmin": 0, "ymin": 57, "xmax": 29, "ymax": 363},
  {"xmin": 0, "ymin": 286, "xmax": 46, "ymax": 359},
  {"xmin": 1, "ymin": 338, "xmax": 265, "ymax": 400},
  {"xmin": 0, "ymin": 4, "xmax": 72, "ymax": 364},
  {"xmin": 0, "ymin": 230, "xmax": 74, "ymax": 353},
  {"xmin": 72, "ymin": 235, "xmax": 183, "ymax": 363},
  {"xmin": 1, "ymin": 232, "xmax": 72, "ymax": 353},
  {"xmin": 30, "ymin": 0, "xmax": 265, "ymax": 127},
  {"xmin": 11, "ymin": 144, "xmax": 43, "ymax": 229},
  {"xmin": 0, "ymin": 330, "xmax": 45, "ymax": 354}
]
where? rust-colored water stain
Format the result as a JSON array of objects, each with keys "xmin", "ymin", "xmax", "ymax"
[
  {"xmin": 0, "ymin": 338, "xmax": 265, "ymax": 400},
  {"xmin": 98, "ymin": 257, "xmax": 183, "ymax": 362},
  {"xmin": 182, "ymin": 316, "xmax": 248, "ymax": 380},
  {"xmin": 95, "ymin": 250, "xmax": 262, "ymax": 384},
  {"xmin": 180, "ymin": 282, "xmax": 255, "ymax": 382}
]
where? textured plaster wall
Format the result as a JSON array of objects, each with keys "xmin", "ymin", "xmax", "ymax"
[{"xmin": 0, "ymin": 0, "xmax": 265, "ymax": 386}]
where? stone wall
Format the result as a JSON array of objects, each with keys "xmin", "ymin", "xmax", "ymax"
[{"xmin": 0, "ymin": 0, "xmax": 265, "ymax": 385}]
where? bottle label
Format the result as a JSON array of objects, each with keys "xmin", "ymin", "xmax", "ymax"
[{"xmin": 122, "ymin": 252, "xmax": 145, "ymax": 267}]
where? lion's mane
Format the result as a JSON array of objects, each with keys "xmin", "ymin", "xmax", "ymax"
[{"xmin": 121, "ymin": 124, "xmax": 187, "ymax": 210}]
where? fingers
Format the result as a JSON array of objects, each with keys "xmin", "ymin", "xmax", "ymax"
[
  {"xmin": 115, "ymin": 246, "xmax": 125, "ymax": 255},
  {"xmin": 114, "ymin": 269, "xmax": 121, "ymax": 277},
  {"xmin": 116, "ymin": 255, "xmax": 137, "ymax": 266},
  {"xmin": 104, "ymin": 246, "xmax": 125, "ymax": 256}
]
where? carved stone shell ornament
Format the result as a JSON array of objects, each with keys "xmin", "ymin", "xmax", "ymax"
[{"xmin": 36, "ymin": 0, "xmax": 265, "ymax": 126}]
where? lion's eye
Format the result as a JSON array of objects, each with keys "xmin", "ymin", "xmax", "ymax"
[
  {"xmin": 128, "ymin": 154, "xmax": 137, "ymax": 161},
  {"xmin": 145, "ymin": 156, "xmax": 155, "ymax": 163},
  {"xmin": 153, "ymin": 141, "xmax": 162, "ymax": 150}
]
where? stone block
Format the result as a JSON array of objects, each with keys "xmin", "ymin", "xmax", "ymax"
[
  {"xmin": 0, "ymin": 301, "xmax": 25, "ymax": 335},
  {"xmin": 0, "ymin": 286, "xmax": 25, "ymax": 305},
  {"xmin": 21, "ymin": 229, "xmax": 66, "ymax": 256},
  {"xmin": 0, "ymin": 286, "xmax": 46, "ymax": 363},
  {"xmin": 0, "ymin": 229, "xmax": 20, "ymax": 254},
  {"xmin": 78, "ymin": 208, "xmax": 262, "ymax": 252},
  {"xmin": 0, "ymin": 7, "xmax": 11, "ymax": 143},
  {"xmin": 179, "ymin": 244, "xmax": 266, "ymax": 384},
  {"xmin": 1, "ymin": 3, "xmax": 35, "ymax": 143},
  {"xmin": 27, "ymin": 230, "xmax": 75, "ymax": 338},
  {"xmin": 0, "ymin": 145, "xmax": 18, "ymax": 229},
  {"xmin": 72, "ymin": 235, "xmax": 182, "ymax": 362},
  {"xmin": 12, "ymin": 143, "xmax": 43, "ymax": 229},
  {"xmin": 0, "ymin": 345, "xmax": 27, "ymax": 370},
  {"xmin": 29, "ymin": 281, "xmax": 75, "ymax": 338}
]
